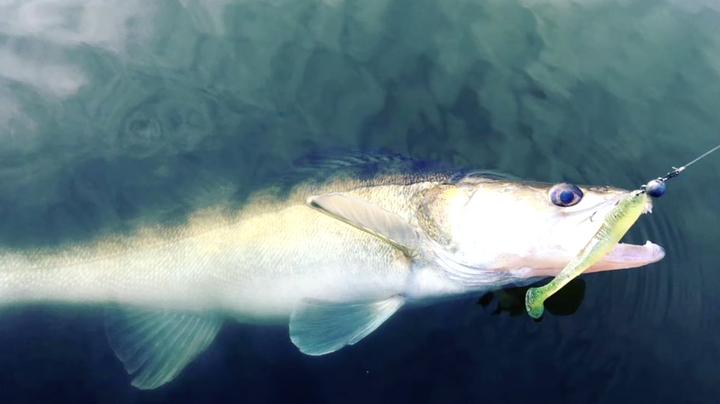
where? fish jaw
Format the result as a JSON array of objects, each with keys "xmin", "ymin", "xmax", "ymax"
[
  {"xmin": 523, "ymin": 241, "xmax": 666, "ymax": 278},
  {"xmin": 584, "ymin": 241, "xmax": 666, "ymax": 273},
  {"xmin": 517, "ymin": 198, "xmax": 666, "ymax": 277}
]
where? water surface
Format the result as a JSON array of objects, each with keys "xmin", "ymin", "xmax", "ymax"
[{"xmin": 0, "ymin": 0, "xmax": 719, "ymax": 403}]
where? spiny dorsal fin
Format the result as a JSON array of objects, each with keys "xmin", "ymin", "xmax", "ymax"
[
  {"xmin": 307, "ymin": 193, "xmax": 419, "ymax": 256},
  {"xmin": 292, "ymin": 149, "xmax": 413, "ymax": 172}
]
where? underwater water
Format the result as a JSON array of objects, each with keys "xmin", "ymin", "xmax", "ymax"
[{"xmin": 0, "ymin": 0, "xmax": 719, "ymax": 402}]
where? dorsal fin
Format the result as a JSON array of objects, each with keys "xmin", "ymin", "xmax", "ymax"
[
  {"xmin": 277, "ymin": 149, "xmax": 464, "ymax": 188},
  {"xmin": 291, "ymin": 149, "xmax": 414, "ymax": 172},
  {"xmin": 307, "ymin": 193, "xmax": 419, "ymax": 256}
]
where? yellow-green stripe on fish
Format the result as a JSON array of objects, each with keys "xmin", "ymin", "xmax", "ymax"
[{"xmin": 525, "ymin": 190, "xmax": 649, "ymax": 319}]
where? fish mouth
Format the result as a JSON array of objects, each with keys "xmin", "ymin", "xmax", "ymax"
[
  {"xmin": 583, "ymin": 195, "xmax": 663, "ymax": 273},
  {"xmin": 523, "ymin": 240, "xmax": 666, "ymax": 278},
  {"xmin": 525, "ymin": 194, "xmax": 663, "ymax": 276},
  {"xmin": 584, "ymin": 240, "xmax": 665, "ymax": 273}
]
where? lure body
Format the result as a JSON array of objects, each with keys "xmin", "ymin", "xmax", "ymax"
[{"xmin": 526, "ymin": 191, "xmax": 650, "ymax": 318}]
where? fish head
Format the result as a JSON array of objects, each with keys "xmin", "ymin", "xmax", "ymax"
[{"xmin": 417, "ymin": 173, "xmax": 665, "ymax": 279}]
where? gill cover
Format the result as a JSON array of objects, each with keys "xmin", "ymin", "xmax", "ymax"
[
  {"xmin": 413, "ymin": 178, "xmax": 526, "ymax": 286},
  {"xmin": 415, "ymin": 184, "xmax": 468, "ymax": 248}
]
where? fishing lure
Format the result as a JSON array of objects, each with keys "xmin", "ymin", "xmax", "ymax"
[{"xmin": 525, "ymin": 144, "xmax": 720, "ymax": 319}]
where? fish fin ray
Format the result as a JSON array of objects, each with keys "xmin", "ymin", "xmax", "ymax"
[
  {"xmin": 307, "ymin": 193, "xmax": 419, "ymax": 256},
  {"xmin": 289, "ymin": 296, "xmax": 404, "ymax": 356},
  {"xmin": 105, "ymin": 308, "xmax": 222, "ymax": 390},
  {"xmin": 292, "ymin": 148, "xmax": 413, "ymax": 171}
]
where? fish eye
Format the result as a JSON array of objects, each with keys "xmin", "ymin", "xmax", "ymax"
[{"xmin": 549, "ymin": 183, "xmax": 583, "ymax": 207}]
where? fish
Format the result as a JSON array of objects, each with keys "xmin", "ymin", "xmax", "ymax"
[{"xmin": 0, "ymin": 151, "xmax": 666, "ymax": 389}]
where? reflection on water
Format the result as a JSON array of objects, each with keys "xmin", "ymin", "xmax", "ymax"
[{"xmin": 0, "ymin": 0, "xmax": 719, "ymax": 403}]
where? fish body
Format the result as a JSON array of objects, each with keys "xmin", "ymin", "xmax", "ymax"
[
  {"xmin": 0, "ymin": 156, "xmax": 464, "ymax": 317},
  {"xmin": 0, "ymin": 152, "xmax": 665, "ymax": 389}
]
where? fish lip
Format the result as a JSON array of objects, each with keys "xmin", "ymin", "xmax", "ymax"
[{"xmin": 586, "ymin": 240, "xmax": 666, "ymax": 273}]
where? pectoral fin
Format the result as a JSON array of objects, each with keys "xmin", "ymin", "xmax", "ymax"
[
  {"xmin": 289, "ymin": 296, "xmax": 405, "ymax": 356},
  {"xmin": 307, "ymin": 193, "xmax": 419, "ymax": 256},
  {"xmin": 105, "ymin": 308, "xmax": 222, "ymax": 390}
]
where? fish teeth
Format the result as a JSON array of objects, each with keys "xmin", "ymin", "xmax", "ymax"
[{"xmin": 643, "ymin": 201, "xmax": 653, "ymax": 214}]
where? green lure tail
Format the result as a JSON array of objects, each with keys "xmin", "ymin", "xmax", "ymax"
[{"xmin": 525, "ymin": 191, "xmax": 649, "ymax": 319}]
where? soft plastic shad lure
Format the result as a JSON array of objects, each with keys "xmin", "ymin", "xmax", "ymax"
[{"xmin": 525, "ymin": 144, "xmax": 720, "ymax": 319}]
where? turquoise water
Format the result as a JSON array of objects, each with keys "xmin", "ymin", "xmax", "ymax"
[{"xmin": 0, "ymin": 0, "xmax": 719, "ymax": 402}]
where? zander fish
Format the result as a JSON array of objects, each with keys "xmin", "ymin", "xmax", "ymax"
[{"xmin": 0, "ymin": 152, "xmax": 665, "ymax": 389}]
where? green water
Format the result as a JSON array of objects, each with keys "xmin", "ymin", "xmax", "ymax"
[{"xmin": 0, "ymin": 0, "xmax": 718, "ymax": 402}]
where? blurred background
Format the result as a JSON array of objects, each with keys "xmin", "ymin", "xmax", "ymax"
[{"xmin": 0, "ymin": 0, "xmax": 718, "ymax": 402}]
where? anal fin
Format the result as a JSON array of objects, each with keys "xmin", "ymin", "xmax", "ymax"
[
  {"xmin": 289, "ymin": 295, "xmax": 404, "ymax": 356},
  {"xmin": 105, "ymin": 308, "xmax": 222, "ymax": 390}
]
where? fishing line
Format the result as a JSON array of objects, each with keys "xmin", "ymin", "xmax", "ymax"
[
  {"xmin": 641, "ymin": 144, "xmax": 720, "ymax": 198},
  {"xmin": 525, "ymin": 143, "xmax": 720, "ymax": 319}
]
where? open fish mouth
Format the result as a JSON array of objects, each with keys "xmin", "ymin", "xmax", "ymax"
[
  {"xmin": 585, "ymin": 240, "xmax": 666, "ymax": 273},
  {"xmin": 582, "ymin": 193, "xmax": 664, "ymax": 272},
  {"xmin": 523, "ymin": 240, "xmax": 666, "ymax": 278},
  {"xmin": 585, "ymin": 199, "xmax": 665, "ymax": 273}
]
